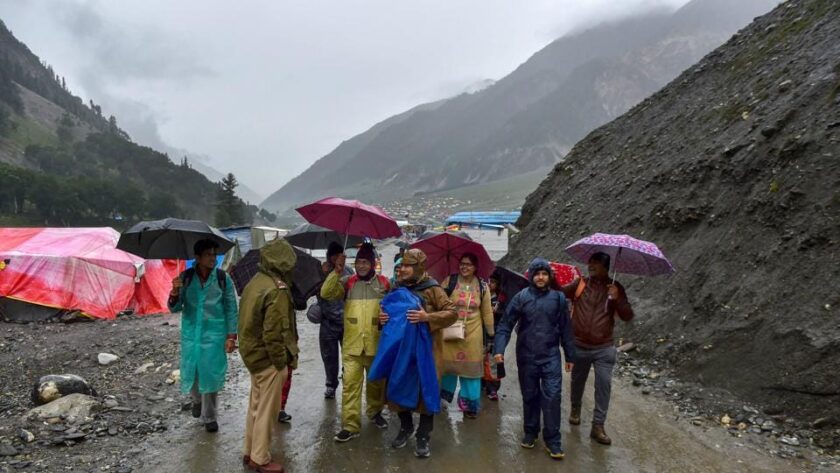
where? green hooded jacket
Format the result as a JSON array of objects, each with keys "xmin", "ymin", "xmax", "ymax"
[{"xmin": 238, "ymin": 239, "xmax": 299, "ymax": 374}]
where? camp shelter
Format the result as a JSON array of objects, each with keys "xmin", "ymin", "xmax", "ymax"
[{"xmin": 0, "ymin": 227, "xmax": 179, "ymax": 320}]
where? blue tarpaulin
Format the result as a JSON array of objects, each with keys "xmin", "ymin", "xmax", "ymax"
[
  {"xmin": 445, "ymin": 211, "xmax": 521, "ymax": 227},
  {"xmin": 368, "ymin": 288, "xmax": 441, "ymax": 413}
]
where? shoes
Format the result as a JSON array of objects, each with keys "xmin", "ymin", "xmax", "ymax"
[
  {"xmin": 569, "ymin": 405, "xmax": 581, "ymax": 426},
  {"xmin": 334, "ymin": 429, "xmax": 360, "ymax": 443},
  {"xmin": 545, "ymin": 445, "xmax": 566, "ymax": 460},
  {"xmin": 246, "ymin": 459, "xmax": 285, "ymax": 473},
  {"xmin": 487, "ymin": 391, "xmax": 499, "ymax": 401},
  {"xmin": 205, "ymin": 421, "xmax": 218, "ymax": 433},
  {"xmin": 414, "ymin": 437, "xmax": 431, "ymax": 458},
  {"xmin": 464, "ymin": 411, "xmax": 478, "ymax": 419},
  {"xmin": 457, "ymin": 397, "xmax": 468, "ymax": 412},
  {"xmin": 391, "ymin": 428, "xmax": 413, "ymax": 449},
  {"xmin": 191, "ymin": 402, "xmax": 201, "ymax": 419},
  {"xmin": 277, "ymin": 411, "xmax": 292, "ymax": 423},
  {"xmin": 372, "ymin": 412, "xmax": 389, "ymax": 429},
  {"xmin": 324, "ymin": 387, "xmax": 336, "ymax": 399},
  {"xmin": 520, "ymin": 433, "xmax": 537, "ymax": 449},
  {"xmin": 590, "ymin": 424, "xmax": 612, "ymax": 445}
]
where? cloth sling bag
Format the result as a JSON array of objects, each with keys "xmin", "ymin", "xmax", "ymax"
[{"xmin": 443, "ymin": 283, "xmax": 473, "ymax": 342}]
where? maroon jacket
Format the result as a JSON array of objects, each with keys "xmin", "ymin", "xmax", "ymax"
[{"xmin": 561, "ymin": 277, "xmax": 634, "ymax": 349}]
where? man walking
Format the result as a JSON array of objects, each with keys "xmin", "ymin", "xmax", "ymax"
[
  {"xmin": 238, "ymin": 239, "xmax": 299, "ymax": 473},
  {"xmin": 321, "ymin": 243, "xmax": 391, "ymax": 442},
  {"xmin": 169, "ymin": 239, "xmax": 238, "ymax": 433},
  {"xmin": 317, "ymin": 241, "xmax": 353, "ymax": 399},
  {"xmin": 494, "ymin": 258, "xmax": 576, "ymax": 460},
  {"xmin": 562, "ymin": 252, "xmax": 634, "ymax": 446}
]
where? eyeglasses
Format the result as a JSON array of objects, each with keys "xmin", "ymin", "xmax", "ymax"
[{"xmin": 459, "ymin": 262, "xmax": 475, "ymax": 267}]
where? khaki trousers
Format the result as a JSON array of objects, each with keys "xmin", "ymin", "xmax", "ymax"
[{"xmin": 243, "ymin": 365, "xmax": 288, "ymax": 465}]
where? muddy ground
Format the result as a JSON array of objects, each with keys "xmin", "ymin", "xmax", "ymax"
[{"xmin": 0, "ymin": 312, "xmax": 838, "ymax": 473}]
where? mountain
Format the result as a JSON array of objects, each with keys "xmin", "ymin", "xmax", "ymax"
[
  {"xmin": 0, "ymin": 19, "xmax": 252, "ymax": 227},
  {"xmin": 504, "ymin": 0, "xmax": 840, "ymax": 424},
  {"xmin": 170, "ymin": 149, "xmax": 265, "ymax": 205},
  {"xmin": 262, "ymin": 0, "xmax": 780, "ymax": 213}
]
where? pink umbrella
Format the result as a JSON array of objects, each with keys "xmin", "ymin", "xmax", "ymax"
[
  {"xmin": 410, "ymin": 231, "xmax": 495, "ymax": 281},
  {"xmin": 296, "ymin": 197, "xmax": 402, "ymax": 242},
  {"xmin": 565, "ymin": 233, "xmax": 674, "ymax": 277}
]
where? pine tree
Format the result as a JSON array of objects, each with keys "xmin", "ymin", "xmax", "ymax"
[{"xmin": 215, "ymin": 173, "xmax": 243, "ymax": 227}]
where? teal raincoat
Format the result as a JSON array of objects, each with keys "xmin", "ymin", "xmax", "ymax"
[{"xmin": 169, "ymin": 269, "xmax": 238, "ymax": 394}]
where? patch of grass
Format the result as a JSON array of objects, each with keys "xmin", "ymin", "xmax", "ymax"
[
  {"xmin": 7, "ymin": 116, "xmax": 57, "ymax": 148},
  {"xmin": 715, "ymin": 98, "xmax": 751, "ymax": 124},
  {"xmin": 428, "ymin": 168, "xmax": 551, "ymax": 210}
]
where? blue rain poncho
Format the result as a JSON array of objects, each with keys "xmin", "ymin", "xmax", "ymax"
[{"xmin": 368, "ymin": 287, "xmax": 441, "ymax": 413}]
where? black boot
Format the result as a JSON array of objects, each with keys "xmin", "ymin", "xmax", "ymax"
[
  {"xmin": 392, "ymin": 411, "xmax": 414, "ymax": 449},
  {"xmin": 415, "ymin": 414, "xmax": 434, "ymax": 458}
]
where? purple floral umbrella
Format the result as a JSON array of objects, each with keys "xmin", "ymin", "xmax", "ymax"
[{"xmin": 565, "ymin": 233, "xmax": 674, "ymax": 278}]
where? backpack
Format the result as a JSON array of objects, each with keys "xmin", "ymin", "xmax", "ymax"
[
  {"xmin": 445, "ymin": 274, "xmax": 486, "ymax": 301},
  {"xmin": 345, "ymin": 274, "xmax": 391, "ymax": 296},
  {"xmin": 569, "ymin": 277, "xmax": 587, "ymax": 319},
  {"xmin": 182, "ymin": 267, "xmax": 227, "ymax": 292}
]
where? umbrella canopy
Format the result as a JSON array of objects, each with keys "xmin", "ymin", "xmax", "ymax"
[
  {"xmin": 118, "ymin": 218, "xmax": 233, "ymax": 260},
  {"xmin": 410, "ymin": 231, "xmax": 495, "ymax": 281},
  {"xmin": 493, "ymin": 265, "xmax": 529, "ymax": 302},
  {"xmin": 296, "ymin": 197, "xmax": 401, "ymax": 240},
  {"xmin": 565, "ymin": 233, "xmax": 674, "ymax": 277},
  {"xmin": 230, "ymin": 247, "xmax": 324, "ymax": 304},
  {"xmin": 524, "ymin": 261, "xmax": 581, "ymax": 290},
  {"xmin": 284, "ymin": 223, "xmax": 365, "ymax": 250}
]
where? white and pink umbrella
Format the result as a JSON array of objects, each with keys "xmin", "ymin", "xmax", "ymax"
[{"xmin": 565, "ymin": 233, "xmax": 674, "ymax": 278}]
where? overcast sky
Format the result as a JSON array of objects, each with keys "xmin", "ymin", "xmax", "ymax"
[{"xmin": 1, "ymin": 0, "xmax": 688, "ymax": 197}]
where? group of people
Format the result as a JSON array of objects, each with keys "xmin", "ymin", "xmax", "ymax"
[{"xmin": 168, "ymin": 236, "xmax": 634, "ymax": 473}]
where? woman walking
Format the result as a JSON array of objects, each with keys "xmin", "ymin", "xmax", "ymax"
[{"xmin": 439, "ymin": 253, "xmax": 495, "ymax": 418}]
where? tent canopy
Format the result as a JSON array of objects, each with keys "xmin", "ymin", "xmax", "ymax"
[{"xmin": 0, "ymin": 227, "xmax": 178, "ymax": 319}]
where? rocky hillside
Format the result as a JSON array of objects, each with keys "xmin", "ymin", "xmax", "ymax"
[
  {"xmin": 263, "ymin": 0, "xmax": 779, "ymax": 212},
  {"xmin": 505, "ymin": 0, "xmax": 840, "ymax": 423},
  {"xmin": 0, "ymin": 19, "xmax": 250, "ymax": 226}
]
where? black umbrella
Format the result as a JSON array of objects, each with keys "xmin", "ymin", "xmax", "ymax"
[
  {"xmin": 230, "ymin": 247, "xmax": 324, "ymax": 310},
  {"xmin": 284, "ymin": 223, "xmax": 365, "ymax": 250},
  {"xmin": 493, "ymin": 265, "xmax": 529, "ymax": 302},
  {"xmin": 117, "ymin": 218, "xmax": 233, "ymax": 260}
]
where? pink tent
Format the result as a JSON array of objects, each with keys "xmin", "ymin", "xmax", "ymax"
[
  {"xmin": 0, "ymin": 227, "xmax": 179, "ymax": 320},
  {"xmin": 130, "ymin": 258, "xmax": 185, "ymax": 315}
]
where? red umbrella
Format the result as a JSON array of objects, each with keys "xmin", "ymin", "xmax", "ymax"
[
  {"xmin": 524, "ymin": 261, "xmax": 581, "ymax": 290},
  {"xmin": 296, "ymin": 197, "xmax": 402, "ymax": 241},
  {"xmin": 410, "ymin": 231, "xmax": 495, "ymax": 281}
]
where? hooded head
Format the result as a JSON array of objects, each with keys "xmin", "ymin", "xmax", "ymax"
[
  {"xmin": 527, "ymin": 258, "xmax": 553, "ymax": 291},
  {"xmin": 355, "ymin": 243, "xmax": 377, "ymax": 281},
  {"xmin": 399, "ymin": 248, "xmax": 427, "ymax": 285},
  {"xmin": 327, "ymin": 241, "xmax": 344, "ymax": 261},
  {"xmin": 260, "ymin": 238, "xmax": 297, "ymax": 283}
]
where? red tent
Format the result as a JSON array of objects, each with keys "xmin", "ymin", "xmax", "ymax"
[{"xmin": 0, "ymin": 227, "xmax": 180, "ymax": 319}]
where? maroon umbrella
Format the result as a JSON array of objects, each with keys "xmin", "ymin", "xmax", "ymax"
[
  {"xmin": 410, "ymin": 231, "xmax": 495, "ymax": 281},
  {"xmin": 296, "ymin": 197, "xmax": 402, "ymax": 242}
]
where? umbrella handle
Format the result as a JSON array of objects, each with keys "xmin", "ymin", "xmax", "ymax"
[{"xmin": 606, "ymin": 247, "xmax": 622, "ymax": 311}]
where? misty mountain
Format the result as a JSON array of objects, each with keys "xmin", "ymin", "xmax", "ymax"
[
  {"xmin": 0, "ymin": 19, "xmax": 251, "ymax": 226},
  {"xmin": 506, "ymin": 0, "xmax": 840, "ymax": 424},
  {"xmin": 263, "ymin": 0, "xmax": 779, "ymax": 213}
]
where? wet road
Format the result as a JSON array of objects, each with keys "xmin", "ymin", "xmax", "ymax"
[{"xmin": 140, "ymin": 240, "xmax": 825, "ymax": 472}]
